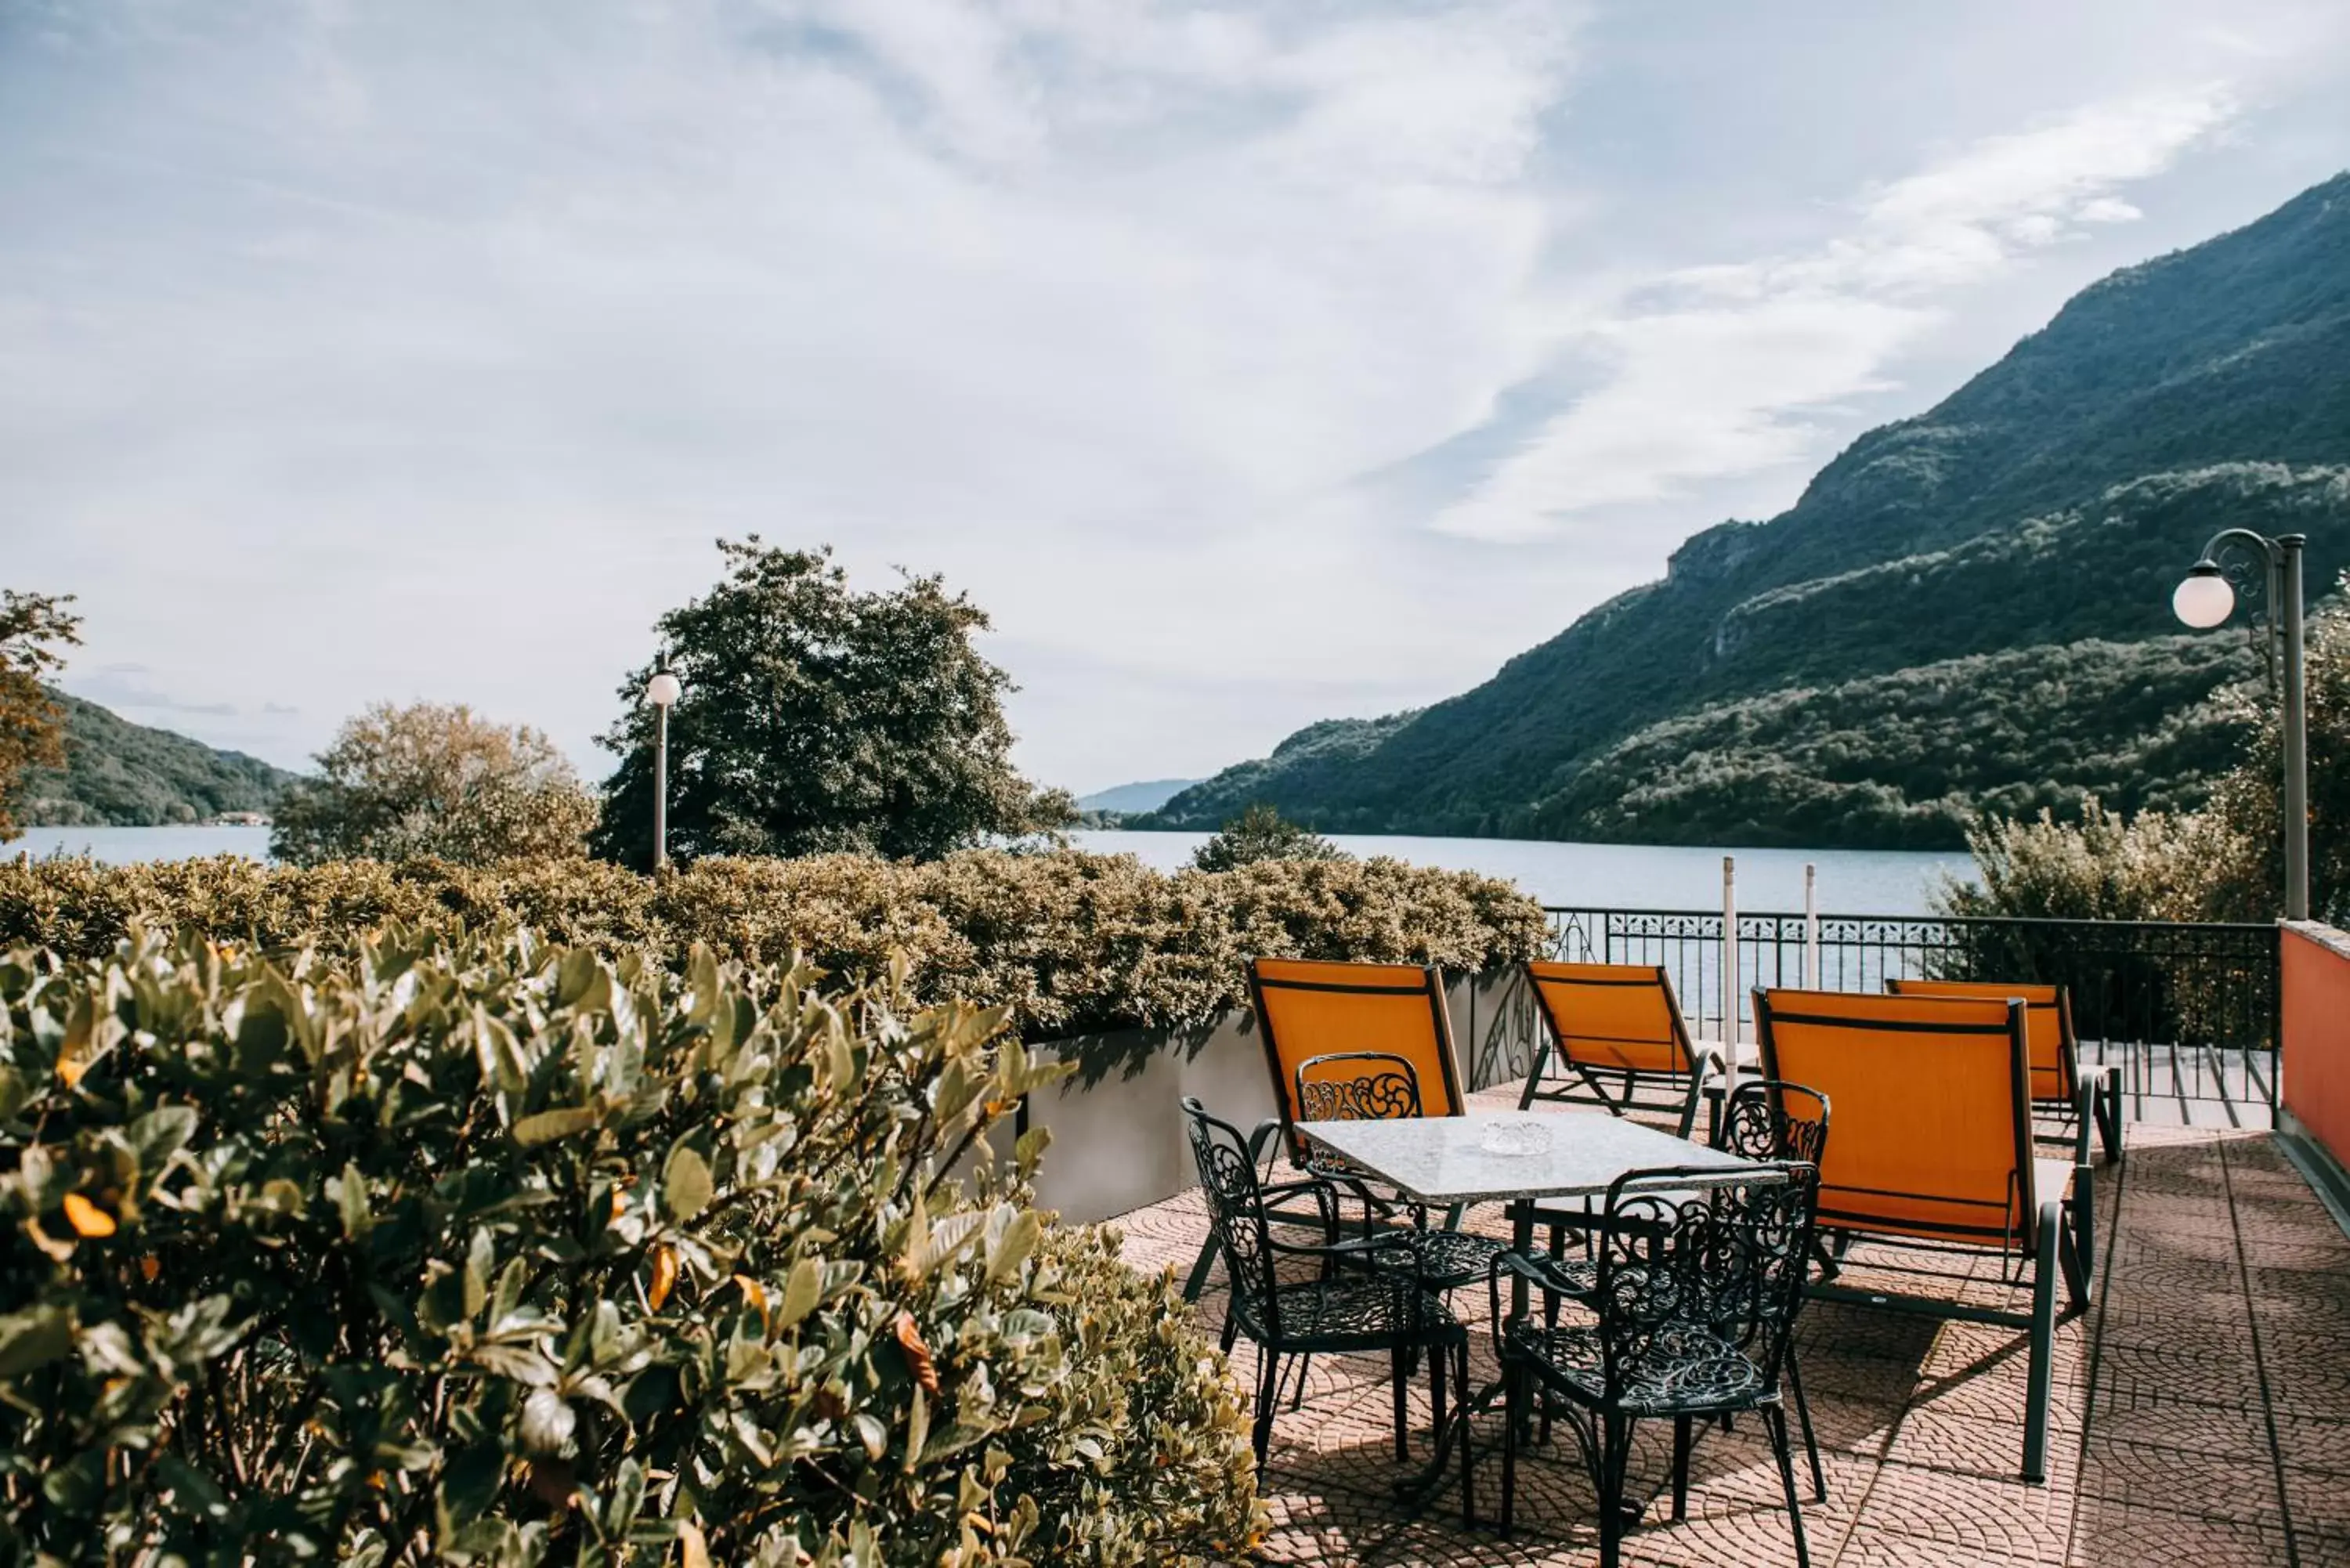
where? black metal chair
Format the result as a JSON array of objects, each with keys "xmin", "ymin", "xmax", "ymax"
[
  {"xmin": 1182, "ymin": 1096, "xmax": 1473, "ymax": 1507},
  {"xmin": 1710, "ymin": 1079, "xmax": 1831, "ymax": 1501},
  {"xmin": 1518, "ymin": 1079, "xmax": 1832, "ymax": 1501},
  {"xmin": 1296, "ymin": 1051, "xmax": 1506, "ymax": 1290},
  {"xmin": 1487, "ymin": 1162, "xmax": 1823, "ymax": 1568}
]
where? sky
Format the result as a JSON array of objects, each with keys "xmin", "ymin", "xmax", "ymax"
[{"xmin": 5, "ymin": 1, "xmax": 2348, "ymax": 797}]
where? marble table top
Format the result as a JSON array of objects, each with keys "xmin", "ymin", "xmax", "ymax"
[{"xmin": 1300, "ymin": 1109, "xmax": 1764, "ymax": 1206}]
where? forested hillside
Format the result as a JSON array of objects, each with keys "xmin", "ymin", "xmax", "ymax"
[
  {"xmin": 14, "ymin": 692, "xmax": 298, "ymax": 826},
  {"xmin": 1146, "ymin": 172, "xmax": 2350, "ymax": 847}
]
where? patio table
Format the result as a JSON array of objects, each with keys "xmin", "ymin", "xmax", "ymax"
[{"xmin": 1298, "ymin": 1109, "xmax": 1770, "ymax": 1513}]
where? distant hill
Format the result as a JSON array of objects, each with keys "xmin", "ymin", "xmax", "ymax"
[
  {"xmin": 15, "ymin": 692, "xmax": 300, "ymax": 826},
  {"xmin": 1147, "ymin": 172, "xmax": 2350, "ymax": 848},
  {"xmin": 1075, "ymin": 778, "xmax": 1204, "ymax": 815}
]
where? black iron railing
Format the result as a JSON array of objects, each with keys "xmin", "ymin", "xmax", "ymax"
[{"xmin": 1522, "ymin": 907, "xmax": 2282, "ymax": 1126}]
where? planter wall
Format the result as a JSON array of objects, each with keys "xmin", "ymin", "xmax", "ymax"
[{"xmin": 1013, "ymin": 968, "xmax": 1543, "ymax": 1223}]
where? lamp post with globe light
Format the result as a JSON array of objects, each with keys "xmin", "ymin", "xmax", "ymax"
[
  {"xmin": 2174, "ymin": 531, "xmax": 2308, "ymax": 920},
  {"xmin": 645, "ymin": 658, "xmax": 683, "ymax": 870}
]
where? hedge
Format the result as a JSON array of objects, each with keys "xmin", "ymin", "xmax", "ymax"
[
  {"xmin": 0, "ymin": 850, "xmax": 1551, "ymax": 1048},
  {"xmin": 0, "ymin": 924, "xmax": 1266, "ymax": 1564}
]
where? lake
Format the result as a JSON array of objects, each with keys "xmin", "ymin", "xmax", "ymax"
[{"xmin": 10, "ymin": 824, "xmax": 1975, "ymax": 916}]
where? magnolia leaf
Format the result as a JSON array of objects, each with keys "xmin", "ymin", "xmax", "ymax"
[
  {"xmin": 492, "ymin": 1257, "xmax": 530, "ymax": 1328},
  {"xmin": 662, "ymin": 1145, "xmax": 712, "ymax": 1223},
  {"xmin": 893, "ymin": 1313, "xmax": 940, "ymax": 1394},
  {"xmin": 902, "ymin": 1385, "xmax": 929, "ymax": 1473},
  {"xmin": 513, "ymin": 1106, "xmax": 600, "ymax": 1147},
  {"xmin": 851, "ymin": 1410, "xmax": 888, "ymax": 1462},
  {"xmin": 61, "ymin": 1193, "xmax": 115, "ymax": 1238},
  {"xmin": 984, "ymin": 1211, "xmax": 1042, "ymax": 1285},
  {"xmin": 0, "ymin": 1305, "xmax": 74, "ymax": 1377},
  {"xmin": 336, "ymin": 1162, "xmax": 373, "ymax": 1240},
  {"xmin": 907, "ymin": 1209, "xmax": 985, "ymax": 1283},
  {"xmin": 774, "ymin": 1255, "xmax": 822, "ymax": 1331},
  {"xmin": 465, "ymin": 1228, "xmax": 495, "ymax": 1321},
  {"xmin": 647, "ymin": 1245, "xmax": 678, "ymax": 1311},
  {"xmin": 128, "ymin": 1105, "xmax": 199, "ymax": 1169},
  {"xmin": 519, "ymin": 1389, "xmax": 577, "ymax": 1458}
]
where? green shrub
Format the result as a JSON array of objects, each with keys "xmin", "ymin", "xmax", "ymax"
[
  {"xmin": 1188, "ymin": 806, "xmax": 1348, "ymax": 871},
  {"xmin": 0, "ymin": 850, "xmax": 1549, "ymax": 1052},
  {"xmin": 0, "ymin": 924, "xmax": 1264, "ymax": 1565}
]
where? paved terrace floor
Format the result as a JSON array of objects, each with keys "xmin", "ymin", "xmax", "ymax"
[{"xmin": 1112, "ymin": 1086, "xmax": 2350, "ymax": 1567}]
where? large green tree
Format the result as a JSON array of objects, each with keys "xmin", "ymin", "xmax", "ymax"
[
  {"xmin": 0, "ymin": 591, "xmax": 82, "ymax": 842},
  {"xmin": 271, "ymin": 701, "xmax": 598, "ymax": 866},
  {"xmin": 593, "ymin": 540, "xmax": 1072, "ymax": 868}
]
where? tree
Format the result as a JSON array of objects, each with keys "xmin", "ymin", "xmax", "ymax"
[
  {"xmin": 0, "ymin": 590, "xmax": 82, "ymax": 842},
  {"xmin": 2195, "ymin": 576, "xmax": 2350, "ymax": 921},
  {"xmin": 592, "ymin": 540, "xmax": 1073, "ymax": 868},
  {"xmin": 1191, "ymin": 804, "xmax": 1350, "ymax": 872},
  {"xmin": 1941, "ymin": 575, "xmax": 2350, "ymax": 924},
  {"xmin": 270, "ymin": 702, "xmax": 598, "ymax": 866}
]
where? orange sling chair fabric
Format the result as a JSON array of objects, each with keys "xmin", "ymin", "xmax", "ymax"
[
  {"xmin": 1524, "ymin": 961, "xmax": 1699, "ymax": 1078},
  {"xmin": 1247, "ymin": 958, "xmax": 1465, "ymax": 1161},
  {"xmin": 1754, "ymin": 988, "xmax": 2037, "ymax": 1251},
  {"xmin": 1885, "ymin": 978, "xmax": 2076, "ymax": 1107}
]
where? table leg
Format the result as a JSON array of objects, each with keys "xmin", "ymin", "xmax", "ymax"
[{"xmin": 1392, "ymin": 1200, "xmax": 1536, "ymax": 1520}]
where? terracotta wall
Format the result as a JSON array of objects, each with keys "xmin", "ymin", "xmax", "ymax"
[{"xmin": 2281, "ymin": 922, "xmax": 2350, "ymax": 1169}]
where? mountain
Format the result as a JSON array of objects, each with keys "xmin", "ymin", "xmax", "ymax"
[
  {"xmin": 1075, "ymin": 778, "xmax": 1206, "ymax": 815},
  {"xmin": 1145, "ymin": 173, "xmax": 2350, "ymax": 849},
  {"xmin": 16, "ymin": 692, "xmax": 300, "ymax": 826}
]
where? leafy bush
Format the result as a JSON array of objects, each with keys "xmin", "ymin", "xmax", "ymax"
[
  {"xmin": 0, "ymin": 924, "xmax": 1264, "ymax": 1564},
  {"xmin": 1935, "ymin": 797, "xmax": 2214, "ymax": 924},
  {"xmin": 272, "ymin": 703, "xmax": 599, "ymax": 868},
  {"xmin": 0, "ymin": 850, "xmax": 1549, "ymax": 1053},
  {"xmin": 1188, "ymin": 805, "xmax": 1349, "ymax": 871}
]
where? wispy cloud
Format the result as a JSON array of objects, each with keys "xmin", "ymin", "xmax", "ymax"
[
  {"xmin": 1, "ymin": 2, "xmax": 2341, "ymax": 791},
  {"xmin": 1432, "ymin": 87, "xmax": 2239, "ymax": 542}
]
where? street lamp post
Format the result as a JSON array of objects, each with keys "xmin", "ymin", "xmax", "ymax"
[
  {"xmin": 645, "ymin": 659, "xmax": 683, "ymax": 871},
  {"xmin": 2173, "ymin": 531, "xmax": 2308, "ymax": 920}
]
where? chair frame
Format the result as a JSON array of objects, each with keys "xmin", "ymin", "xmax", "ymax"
[
  {"xmin": 1885, "ymin": 977, "xmax": 2124, "ymax": 1164},
  {"xmin": 1181, "ymin": 1096, "xmax": 1474, "ymax": 1518},
  {"xmin": 1753, "ymin": 988, "xmax": 2096, "ymax": 1482},
  {"xmin": 1184, "ymin": 960, "xmax": 1476, "ymax": 1302},
  {"xmin": 1518, "ymin": 961, "xmax": 1723, "ymax": 1135},
  {"xmin": 1488, "ymin": 1163, "xmax": 1822, "ymax": 1568},
  {"xmin": 1251, "ymin": 960, "xmax": 1470, "ymax": 1165},
  {"xmin": 1292, "ymin": 1050, "xmax": 1506, "ymax": 1292}
]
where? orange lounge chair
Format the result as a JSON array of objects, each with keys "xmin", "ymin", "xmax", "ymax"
[
  {"xmin": 1180, "ymin": 958, "xmax": 1477, "ymax": 1302},
  {"xmin": 1518, "ymin": 961, "xmax": 1722, "ymax": 1135},
  {"xmin": 1886, "ymin": 978, "xmax": 2123, "ymax": 1163},
  {"xmin": 1753, "ymin": 988, "xmax": 2095, "ymax": 1483}
]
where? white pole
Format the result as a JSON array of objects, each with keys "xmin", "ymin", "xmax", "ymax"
[
  {"xmin": 1803, "ymin": 862, "xmax": 1820, "ymax": 989},
  {"xmin": 1722, "ymin": 855, "xmax": 1738, "ymax": 1071}
]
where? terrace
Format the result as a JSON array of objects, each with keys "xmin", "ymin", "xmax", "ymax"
[{"xmin": 1082, "ymin": 909, "xmax": 2350, "ymax": 1566}]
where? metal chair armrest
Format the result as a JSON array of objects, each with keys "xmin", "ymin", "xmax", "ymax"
[
  {"xmin": 1270, "ymin": 1227, "xmax": 1430, "ymax": 1286},
  {"xmin": 1679, "ymin": 1044, "xmax": 1726, "ymax": 1140},
  {"xmin": 2068, "ymin": 1066, "xmax": 2099, "ymax": 1168}
]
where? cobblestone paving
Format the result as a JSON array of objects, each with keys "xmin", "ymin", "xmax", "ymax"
[{"xmin": 1112, "ymin": 1090, "xmax": 2350, "ymax": 1566}]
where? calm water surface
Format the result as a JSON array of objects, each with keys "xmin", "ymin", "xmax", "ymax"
[
  {"xmin": 1070, "ymin": 830, "xmax": 1969, "ymax": 915},
  {"xmin": 9, "ymin": 825, "xmax": 1976, "ymax": 916}
]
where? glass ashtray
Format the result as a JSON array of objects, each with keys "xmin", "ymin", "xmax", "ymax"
[{"xmin": 1478, "ymin": 1120, "xmax": 1552, "ymax": 1158}]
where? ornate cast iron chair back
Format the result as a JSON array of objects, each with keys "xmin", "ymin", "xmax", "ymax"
[
  {"xmin": 1181, "ymin": 1096, "xmax": 1287, "ymax": 1339},
  {"xmin": 1717, "ymin": 1079, "xmax": 1831, "ymax": 1168},
  {"xmin": 1589, "ymin": 1165, "xmax": 1820, "ymax": 1399},
  {"xmin": 1296, "ymin": 1050, "xmax": 1425, "ymax": 1123}
]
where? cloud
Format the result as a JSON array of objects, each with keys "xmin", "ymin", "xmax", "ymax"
[
  {"xmin": 1432, "ymin": 86, "xmax": 2238, "ymax": 542},
  {"xmin": 67, "ymin": 663, "xmax": 237, "ymax": 717},
  {"xmin": 1, "ymin": 3, "xmax": 2341, "ymax": 792}
]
